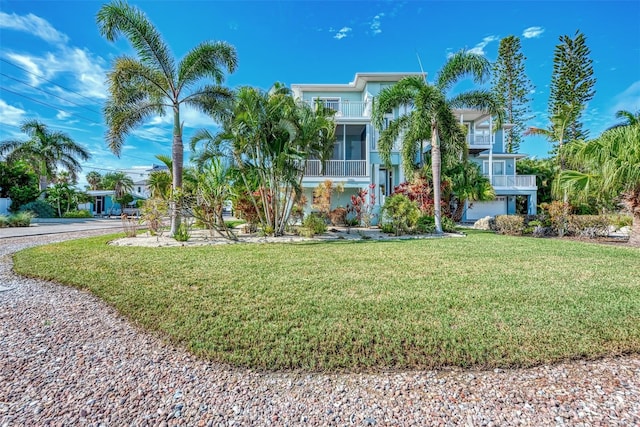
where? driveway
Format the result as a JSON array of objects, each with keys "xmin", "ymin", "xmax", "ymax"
[{"xmin": 0, "ymin": 218, "xmax": 125, "ymax": 239}]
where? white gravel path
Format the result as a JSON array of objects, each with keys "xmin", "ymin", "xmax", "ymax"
[{"xmin": 1, "ymin": 230, "xmax": 638, "ymax": 426}]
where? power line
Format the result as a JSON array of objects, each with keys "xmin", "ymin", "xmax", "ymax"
[
  {"xmin": 0, "ymin": 86, "xmax": 102, "ymax": 125},
  {"xmin": 0, "ymin": 57, "xmax": 103, "ymax": 106},
  {"xmin": 0, "ymin": 72, "xmax": 102, "ymax": 115}
]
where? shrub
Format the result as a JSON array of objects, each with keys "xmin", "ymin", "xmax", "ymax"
[
  {"xmin": 441, "ymin": 216, "xmax": 457, "ymax": 233},
  {"xmin": 174, "ymin": 222, "xmax": 191, "ymax": 242},
  {"xmin": 608, "ymin": 214, "xmax": 632, "ymax": 229},
  {"xmin": 8, "ymin": 211, "xmax": 34, "ymax": 227},
  {"xmin": 141, "ymin": 198, "xmax": 168, "ymax": 236},
  {"xmin": 19, "ymin": 200, "xmax": 55, "ymax": 218},
  {"xmin": 329, "ymin": 207, "xmax": 347, "ymax": 226},
  {"xmin": 416, "ymin": 215, "xmax": 436, "ymax": 234},
  {"xmin": 381, "ymin": 194, "xmax": 420, "ymax": 236},
  {"xmin": 495, "ymin": 215, "xmax": 525, "ymax": 236},
  {"xmin": 566, "ymin": 215, "xmax": 610, "ymax": 238},
  {"xmin": 0, "ymin": 215, "xmax": 9, "ymax": 228},
  {"xmin": 380, "ymin": 222, "xmax": 394, "ymax": 234},
  {"xmin": 301, "ymin": 213, "xmax": 327, "ymax": 236},
  {"xmin": 542, "ymin": 201, "xmax": 571, "ymax": 237},
  {"xmin": 62, "ymin": 209, "xmax": 93, "ymax": 218}
]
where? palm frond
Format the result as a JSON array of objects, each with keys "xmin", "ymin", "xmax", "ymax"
[{"xmin": 436, "ymin": 50, "xmax": 491, "ymax": 92}]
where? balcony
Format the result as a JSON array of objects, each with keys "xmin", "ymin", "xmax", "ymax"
[
  {"xmin": 468, "ymin": 133, "xmax": 492, "ymax": 153},
  {"xmin": 487, "ymin": 175, "xmax": 537, "ymax": 188},
  {"xmin": 307, "ymin": 101, "xmax": 368, "ymax": 118},
  {"xmin": 305, "ymin": 160, "xmax": 368, "ymax": 177}
]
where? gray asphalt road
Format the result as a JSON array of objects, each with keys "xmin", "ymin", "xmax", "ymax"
[{"xmin": 0, "ymin": 218, "xmax": 126, "ymax": 239}]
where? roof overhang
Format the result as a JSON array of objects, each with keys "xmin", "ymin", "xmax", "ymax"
[{"xmin": 291, "ymin": 72, "xmax": 425, "ymax": 96}]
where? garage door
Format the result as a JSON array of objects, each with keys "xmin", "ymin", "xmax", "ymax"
[{"xmin": 466, "ymin": 197, "xmax": 507, "ymax": 221}]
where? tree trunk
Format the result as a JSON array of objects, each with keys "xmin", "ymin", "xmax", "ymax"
[
  {"xmin": 452, "ymin": 198, "xmax": 466, "ymax": 222},
  {"xmin": 170, "ymin": 106, "xmax": 183, "ymax": 236},
  {"xmin": 431, "ymin": 129, "xmax": 443, "ymax": 234},
  {"xmin": 630, "ymin": 213, "xmax": 640, "ymax": 247}
]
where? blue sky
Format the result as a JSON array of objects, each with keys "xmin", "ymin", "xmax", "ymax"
[{"xmin": 1, "ymin": 0, "xmax": 639, "ymax": 187}]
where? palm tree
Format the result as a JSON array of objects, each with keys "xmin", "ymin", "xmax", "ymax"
[
  {"xmin": 97, "ymin": 1, "xmax": 237, "ymax": 235},
  {"xmin": 0, "ymin": 120, "xmax": 90, "ymax": 192},
  {"xmin": 558, "ymin": 124, "xmax": 640, "ymax": 245},
  {"xmin": 86, "ymin": 171, "xmax": 102, "ymax": 190},
  {"xmin": 373, "ymin": 51, "xmax": 503, "ymax": 233},
  {"xmin": 607, "ymin": 109, "xmax": 640, "ymax": 130},
  {"xmin": 191, "ymin": 84, "xmax": 335, "ymax": 235},
  {"xmin": 102, "ymin": 171, "xmax": 134, "ymax": 216},
  {"xmin": 445, "ymin": 161, "xmax": 495, "ymax": 222}
]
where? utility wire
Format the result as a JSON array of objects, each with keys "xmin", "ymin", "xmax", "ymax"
[
  {"xmin": 0, "ymin": 57, "xmax": 104, "ymax": 106},
  {"xmin": 0, "ymin": 86, "xmax": 102, "ymax": 125},
  {"xmin": 0, "ymin": 72, "xmax": 102, "ymax": 115}
]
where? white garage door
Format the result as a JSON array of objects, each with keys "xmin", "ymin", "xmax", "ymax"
[{"xmin": 466, "ymin": 197, "xmax": 507, "ymax": 221}]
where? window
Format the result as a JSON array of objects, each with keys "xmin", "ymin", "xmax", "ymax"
[
  {"xmin": 312, "ymin": 97, "xmax": 340, "ymax": 112},
  {"xmin": 483, "ymin": 160, "xmax": 505, "ymax": 175}
]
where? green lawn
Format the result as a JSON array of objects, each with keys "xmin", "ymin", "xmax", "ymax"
[{"xmin": 13, "ymin": 230, "xmax": 640, "ymax": 371}]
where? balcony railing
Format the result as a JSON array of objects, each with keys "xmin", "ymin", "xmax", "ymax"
[
  {"xmin": 305, "ymin": 160, "xmax": 368, "ymax": 177},
  {"xmin": 487, "ymin": 175, "xmax": 537, "ymax": 188},
  {"xmin": 468, "ymin": 133, "xmax": 492, "ymax": 147},
  {"xmin": 307, "ymin": 101, "xmax": 368, "ymax": 118}
]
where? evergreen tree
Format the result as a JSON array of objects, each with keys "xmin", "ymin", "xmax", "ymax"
[
  {"xmin": 549, "ymin": 30, "xmax": 596, "ymax": 142},
  {"xmin": 492, "ymin": 35, "xmax": 534, "ymax": 153}
]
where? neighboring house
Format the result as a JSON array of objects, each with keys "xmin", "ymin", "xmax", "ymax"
[
  {"xmin": 291, "ymin": 73, "xmax": 537, "ymax": 222},
  {"xmin": 82, "ymin": 190, "xmax": 144, "ymax": 217},
  {"xmin": 119, "ymin": 164, "xmax": 169, "ymax": 199}
]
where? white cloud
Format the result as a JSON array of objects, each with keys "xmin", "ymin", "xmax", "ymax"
[
  {"xmin": 0, "ymin": 12, "xmax": 69, "ymax": 45},
  {"xmin": 468, "ymin": 35, "xmax": 499, "ymax": 56},
  {"xmin": 56, "ymin": 110, "xmax": 71, "ymax": 120},
  {"xmin": 523, "ymin": 26, "xmax": 545, "ymax": 39},
  {"xmin": 334, "ymin": 27, "xmax": 352, "ymax": 40},
  {"xmin": 0, "ymin": 99, "xmax": 26, "ymax": 127},
  {"xmin": 611, "ymin": 81, "xmax": 640, "ymax": 114},
  {"xmin": 370, "ymin": 13, "xmax": 384, "ymax": 35}
]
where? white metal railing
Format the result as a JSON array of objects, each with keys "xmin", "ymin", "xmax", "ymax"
[
  {"xmin": 307, "ymin": 101, "xmax": 368, "ymax": 118},
  {"xmin": 304, "ymin": 160, "xmax": 368, "ymax": 177},
  {"xmin": 468, "ymin": 133, "xmax": 492, "ymax": 146},
  {"xmin": 487, "ymin": 175, "xmax": 536, "ymax": 188}
]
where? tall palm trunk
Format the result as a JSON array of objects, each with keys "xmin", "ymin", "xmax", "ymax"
[
  {"xmin": 628, "ymin": 190, "xmax": 640, "ymax": 247},
  {"xmin": 171, "ymin": 106, "xmax": 183, "ymax": 236},
  {"xmin": 431, "ymin": 125, "xmax": 443, "ymax": 234}
]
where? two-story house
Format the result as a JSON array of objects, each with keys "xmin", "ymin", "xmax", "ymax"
[{"xmin": 291, "ymin": 73, "xmax": 537, "ymax": 222}]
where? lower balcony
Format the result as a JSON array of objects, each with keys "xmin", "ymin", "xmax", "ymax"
[
  {"xmin": 305, "ymin": 160, "xmax": 368, "ymax": 177},
  {"xmin": 487, "ymin": 175, "xmax": 536, "ymax": 188}
]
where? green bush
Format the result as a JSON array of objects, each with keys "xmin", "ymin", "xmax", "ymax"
[
  {"xmin": 62, "ymin": 209, "xmax": 93, "ymax": 218},
  {"xmin": 0, "ymin": 215, "xmax": 9, "ymax": 228},
  {"xmin": 380, "ymin": 222, "xmax": 395, "ymax": 234},
  {"xmin": 8, "ymin": 211, "xmax": 34, "ymax": 227},
  {"xmin": 416, "ymin": 215, "xmax": 436, "ymax": 233},
  {"xmin": 174, "ymin": 222, "xmax": 191, "ymax": 242},
  {"xmin": 301, "ymin": 213, "xmax": 327, "ymax": 236},
  {"xmin": 566, "ymin": 215, "xmax": 610, "ymax": 238},
  {"xmin": 381, "ymin": 194, "xmax": 420, "ymax": 236},
  {"xmin": 441, "ymin": 216, "xmax": 457, "ymax": 233},
  {"xmin": 608, "ymin": 214, "xmax": 632, "ymax": 229},
  {"xmin": 19, "ymin": 200, "xmax": 55, "ymax": 218},
  {"xmin": 495, "ymin": 215, "xmax": 525, "ymax": 236}
]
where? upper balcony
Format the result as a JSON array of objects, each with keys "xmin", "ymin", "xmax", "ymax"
[
  {"xmin": 306, "ymin": 100, "xmax": 369, "ymax": 119},
  {"xmin": 487, "ymin": 175, "xmax": 537, "ymax": 189},
  {"xmin": 468, "ymin": 132, "xmax": 492, "ymax": 153},
  {"xmin": 304, "ymin": 160, "xmax": 368, "ymax": 178}
]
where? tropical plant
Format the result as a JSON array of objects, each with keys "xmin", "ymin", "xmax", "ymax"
[
  {"xmin": 97, "ymin": 0, "xmax": 237, "ymax": 235},
  {"xmin": 0, "ymin": 120, "xmax": 90, "ymax": 191},
  {"xmin": 0, "ymin": 160, "xmax": 40, "ymax": 212},
  {"xmin": 549, "ymin": 30, "xmax": 596, "ymax": 142},
  {"xmin": 102, "ymin": 171, "xmax": 134, "ymax": 215},
  {"xmin": 191, "ymin": 84, "xmax": 335, "ymax": 235},
  {"xmin": 190, "ymin": 157, "xmax": 237, "ymax": 240},
  {"xmin": 46, "ymin": 182, "xmax": 82, "ymax": 217},
  {"xmin": 86, "ymin": 171, "xmax": 102, "ymax": 190},
  {"xmin": 19, "ymin": 200, "xmax": 56, "ymax": 218},
  {"xmin": 381, "ymin": 194, "xmax": 420, "ymax": 236},
  {"xmin": 445, "ymin": 160, "xmax": 495, "ymax": 222},
  {"xmin": 558, "ymin": 124, "xmax": 640, "ymax": 245},
  {"xmin": 492, "ymin": 35, "xmax": 534, "ymax": 153},
  {"xmin": 516, "ymin": 157, "xmax": 556, "ymax": 206},
  {"xmin": 372, "ymin": 50, "xmax": 503, "ymax": 233},
  {"xmin": 607, "ymin": 110, "xmax": 640, "ymax": 130}
]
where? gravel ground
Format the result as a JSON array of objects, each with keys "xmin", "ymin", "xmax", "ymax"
[{"xmin": 1, "ymin": 231, "xmax": 639, "ymax": 426}]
